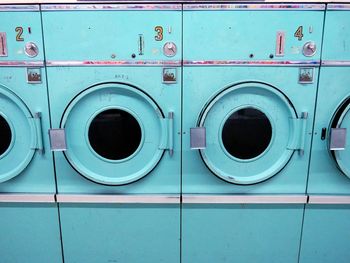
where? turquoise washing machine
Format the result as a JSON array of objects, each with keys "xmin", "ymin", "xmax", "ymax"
[
  {"xmin": 42, "ymin": 4, "xmax": 181, "ymax": 263},
  {"xmin": 299, "ymin": 4, "xmax": 350, "ymax": 263},
  {"xmin": 182, "ymin": 4, "xmax": 324, "ymax": 263},
  {"xmin": 0, "ymin": 5, "xmax": 62, "ymax": 263}
]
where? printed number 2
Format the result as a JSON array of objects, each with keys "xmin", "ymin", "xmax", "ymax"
[
  {"xmin": 15, "ymin": 27, "xmax": 24, "ymax": 41},
  {"xmin": 294, "ymin": 26, "xmax": 303, "ymax": 41},
  {"xmin": 155, "ymin": 26, "xmax": 163, "ymax": 41}
]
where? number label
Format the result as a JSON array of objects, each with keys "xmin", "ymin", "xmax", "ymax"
[
  {"xmin": 155, "ymin": 26, "xmax": 163, "ymax": 41},
  {"xmin": 15, "ymin": 27, "xmax": 24, "ymax": 41},
  {"xmin": 294, "ymin": 26, "xmax": 303, "ymax": 41}
]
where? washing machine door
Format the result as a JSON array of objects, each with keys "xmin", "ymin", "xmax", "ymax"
[
  {"xmin": 191, "ymin": 82, "xmax": 308, "ymax": 185},
  {"xmin": 56, "ymin": 82, "xmax": 172, "ymax": 185},
  {"xmin": 0, "ymin": 85, "xmax": 42, "ymax": 183},
  {"xmin": 329, "ymin": 97, "xmax": 350, "ymax": 178}
]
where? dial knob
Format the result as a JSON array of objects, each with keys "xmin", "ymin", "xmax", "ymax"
[
  {"xmin": 24, "ymin": 42, "xmax": 39, "ymax": 58},
  {"xmin": 302, "ymin": 41, "xmax": 316, "ymax": 57},
  {"xmin": 163, "ymin": 42, "xmax": 177, "ymax": 57}
]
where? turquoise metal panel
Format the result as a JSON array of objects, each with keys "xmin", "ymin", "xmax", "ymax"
[
  {"xmin": 60, "ymin": 203, "xmax": 180, "ymax": 263},
  {"xmin": 182, "ymin": 204, "xmax": 304, "ymax": 263},
  {"xmin": 0, "ymin": 68, "xmax": 55, "ymax": 193},
  {"xmin": 47, "ymin": 67, "xmax": 181, "ymax": 194},
  {"xmin": 183, "ymin": 66, "xmax": 318, "ymax": 194},
  {"xmin": 308, "ymin": 67, "xmax": 350, "ymax": 195},
  {"xmin": 42, "ymin": 7, "xmax": 181, "ymax": 61},
  {"xmin": 184, "ymin": 8, "xmax": 324, "ymax": 61},
  {"xmin": 0, "ymin": 6, "xmax": 44, "ymax": 61},
  {"xmin": 322, "ymin": 8, "xmax": 350, "ymax": 61},
  {"xmin": 0, "ymin": 203, "xmax": 62, "ymax": 263},
  {"xmin": 300, "ymin": 205, "xmax": 350, "ymax": 263}
]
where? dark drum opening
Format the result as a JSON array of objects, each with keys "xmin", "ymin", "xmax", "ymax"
[
  {"xmin": 0, "ymin": 115, "xmax": 11, "ymax": 156},
  {"xmin": 88, "ymin": 109, "xmax": 142, "ymax": 160},
  {"xmin": 222, "ymin": 108, "xmax": 272, "ymax": 160}
]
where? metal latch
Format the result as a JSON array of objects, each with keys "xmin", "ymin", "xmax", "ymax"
[
  {"xmin": 330, "ymin": 128, "xmax": 347, "ymax": 150},
  {"xmin": 159, "ymin": 112, "xmax": 174, "ymax": 156},
  {"xmin": 287, "ymin": 112, "xmax": 308, "ymax": 155},
  {"xmin": 190, "ymin": 127, "xmax": 206, "ymax": 150},
  {"xmin": 49, "ymin": 129, "xmax": 67, "ymax": 151},
  {"xmin": 30, "ymin": 112, "xmax": 44, "ymax": 154}
]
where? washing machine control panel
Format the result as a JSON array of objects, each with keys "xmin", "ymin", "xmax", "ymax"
[{"xmin": 0, "ymin": 5, "xmax": 43, "ymax": 61}]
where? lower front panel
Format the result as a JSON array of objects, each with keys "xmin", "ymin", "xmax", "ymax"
[
  {"xmin": 299, "ymin": 204, "xmax": 350, "ymax": 263},
  {"xmin": 182, "ymin": 204, "xmax": 304, "ymax": 263},
  {"xmin": 59, "ymin": 203, "xmax": 180, "ymax": 263},
  {"xmin": 0, "ymin": 203, "xmax": 62, "ymax": 263}
]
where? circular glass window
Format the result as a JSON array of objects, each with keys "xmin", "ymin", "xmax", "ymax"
[
  {"xmin": 88, "ymin": 109, "xmax": 142, "ymax": 161},
  {"xmin": 0, "ymin": 115, "xmax": 12, "ymax": 156},
  {"xmin": 222, "ymin": 108, "xmax": 272, "ymax": 160}
]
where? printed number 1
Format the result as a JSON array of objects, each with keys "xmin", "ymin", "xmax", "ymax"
[{"xmin": 294, "ymin": 26, "xmax": 303, "ymax": 41}]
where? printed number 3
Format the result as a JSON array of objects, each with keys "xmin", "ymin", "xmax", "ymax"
[
  {"xmin": 15, "ymin": 27, "xmax": 24, "ymax": 41},
  {"xmin": 155, "ymin": 26, "xmax": 163, "ymax": 41}
]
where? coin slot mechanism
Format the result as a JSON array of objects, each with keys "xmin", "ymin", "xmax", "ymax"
[
  {"xmin": 275, "ymin": 31, "xmax": 285, "ymax": 57},
  {"xmin": 0, "ymin": 32, "xmax": 8, "ymax": 57}
]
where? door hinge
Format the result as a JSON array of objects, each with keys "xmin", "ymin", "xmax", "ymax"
[
  {"xmin": 287, "ymin": 112, "xmax": 308, "ymax": 156},
  {"xmin": 48, "ymin": 128, "xmax": 67, "ymax": 152},
  {"xmin": 29, "ymin": 112, "xmax": 44, "ymax": 154},
  {"xmin": 159, "ymin": 112, "xmax": 174, "ymax": 156},
  {"xmin": 190, "ymin": 127, "xmax": 206, "ymax": 150}
]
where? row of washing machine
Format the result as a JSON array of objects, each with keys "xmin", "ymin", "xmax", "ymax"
[{"xmin": 0, "ymin": 3, "xmax": 350, "ymax": 263}]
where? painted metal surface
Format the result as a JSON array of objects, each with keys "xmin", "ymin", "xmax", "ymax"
[
  {"xmin": 300, "ymin": 205, "xmax": 350, "ymax": 263},
  {"xmin": 0, "ymin": 203, "xmax": 62, "ymax": 263},
  {"xmin": 43, "ymin": 8, "xmax": 181, "ymax": 263},
  {"xmin": 182, "ymin": 67, "xmax": 318, "ymax": 194},
  {"xmin": 0, "ymin": 9, "xmax": 62, "ymax": 263},
  {"xmin": 182, "ymin": 204, "xmax": 304, "ymax": 263},
  {"xmin": 300, "ymin": 10, "xmax": 350, "ymax": 263},
  {"xmin": 182, "ymin": 8, "xmax": 323, "ymax": 263},
  {"xmin": 60, "ymin": 203, "xmax": 180, "ymax": 263}
]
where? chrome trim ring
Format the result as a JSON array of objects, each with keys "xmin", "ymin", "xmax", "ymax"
[
  {"xmin": 183, "ymin": 60, "xmax": 320, "ymax": 67},
  {"xmin": 182, "ymin": 195, "xmax": 307, "ymax": 204},
  {"xmin": 46, "ymin": 60, "xmax": 181, "ymax": 67},
  {"xmin": 0, "ymin": 61, "xmax": 44, "ymax": 67},
  {"xmin": 183, "ymin": 4, "xmax": 325, "ymax": 11},
  {"xmin": 41, "ymin": 4, "xmax": 182, "ymax": 11},
  {"xmin": 322, "ymin": 60, "xmax": 350, "ymax": 66},
  {"xmin": 308, "ymin": 195, "xmax": 350, "ymax": 204},
  {"xmin": 328, "ymin": 4, "xmax": 350, "ymax": 10},
  {"xmin": 0, "ymin": 194, "xmax": 55, "ymax": 203},
  {"xmin": 0, "ymin": 5, "xmax": 39, "ymax": 11},
  {"xmin": 56, "ymin": 194, "xmax": 180, "ymax": 204}
]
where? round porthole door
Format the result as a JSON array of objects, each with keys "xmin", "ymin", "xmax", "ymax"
[
  {"xmin": 60, "ymin": 82, "xmax": 171, "ymax": 185},
  {"xmin": 194, "ymin": 82, "xmax": 306, "ymax": 185},
  {"xmin": 329, "ymin": 97, "xmax": 350, "ymax": 178},
  {"xmin": 0, "ymin": 85, "xmax": 39, "ymax": 183}
]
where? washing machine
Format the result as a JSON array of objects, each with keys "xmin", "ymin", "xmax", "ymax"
[
  {"xmin": 299, "ymin": 4, "xmax": 350, "ymax": 263},
  {"xmin": 0, "ymin": 4, "xmax": 62, "ymax": 263},
  {"xmin": 42, "ymin": 4, "xmax": 181, "ymax": 263},
  {"xmin": 182, "ymin": 4, "xmax": 325, "ymax": 263}
]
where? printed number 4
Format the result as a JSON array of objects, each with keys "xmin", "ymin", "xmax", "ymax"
[{"xmin": 294, "ymin": 26, "xmax": 303, "ymax": 41}]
